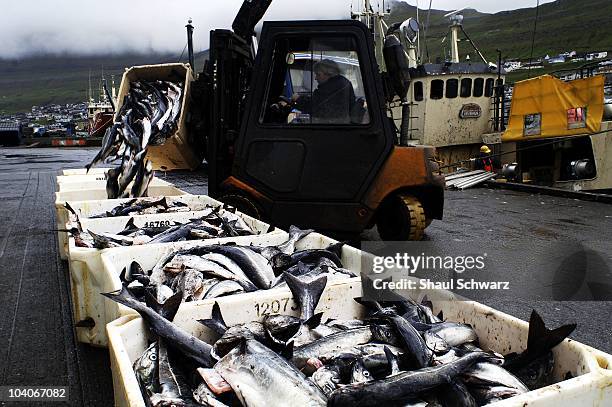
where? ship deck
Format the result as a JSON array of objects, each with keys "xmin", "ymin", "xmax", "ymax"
[{"xmin": 0, "ymin": 146, "xmax": 610, "ymax": 406}]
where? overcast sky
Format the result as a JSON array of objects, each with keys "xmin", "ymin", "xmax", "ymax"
[
  {"xmin": 0, "ymin": 0, "xmax": 555, "ymax": 58},
  {"xmin": 399, "ymin": 0, "xmax": 555, "ymax": 13}
]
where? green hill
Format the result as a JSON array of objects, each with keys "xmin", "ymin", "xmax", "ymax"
[
  {"xmin": 0, "ymin": 52, "xmax": 208, "ymax": 115},
  {"xmin": 389, "ymin": 0, "xmax": 612, "ymax": 63}
]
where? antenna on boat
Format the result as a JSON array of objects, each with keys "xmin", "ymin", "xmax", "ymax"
[{"xmin": 444, "ymin": 8, "xmax": 465, "ymax": 63}]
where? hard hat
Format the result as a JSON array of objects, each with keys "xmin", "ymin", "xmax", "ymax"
[{"xmin": 480, "ymin": 145, "xmax": 491, "ymax": 154}]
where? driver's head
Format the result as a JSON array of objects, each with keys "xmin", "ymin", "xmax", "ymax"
[{"xmin": 314, "ymin": 59, "xmax": 340, "ymax": 84}]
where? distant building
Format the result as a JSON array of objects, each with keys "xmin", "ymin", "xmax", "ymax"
[
  {"xmin": 587, "ymin": 52, "xmax": 608, "ymax": 61},
  {"xmin": 503, "ymin": 60, "xmax": 522, "ymax": 72},
  {"xmin": 548, "ymin": 55, "xmax": 566, "ymax": 64}
]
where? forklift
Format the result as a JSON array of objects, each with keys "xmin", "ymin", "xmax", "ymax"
[{"xmin": 189, "ymin": 0, "xmax": 444, "ymax": 240}]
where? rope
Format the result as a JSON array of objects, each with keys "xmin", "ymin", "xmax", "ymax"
[
  {"xmin": 438, "ymin": 127, "xmax": 611, "ymax": 170},
  {"xmin": 178, "ymin": 42, "xmax": 188, "ymax": 63},
  {"xmin": 527, "ymin": 0, "xmax": 540, "ymax": 79}
]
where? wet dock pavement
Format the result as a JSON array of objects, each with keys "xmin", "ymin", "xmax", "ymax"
[{"xmin": 0, "ymin": 147, "xmax": 610, "ymax": 406}]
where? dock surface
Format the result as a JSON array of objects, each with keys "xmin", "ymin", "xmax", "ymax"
[{"xmin": 0, "ymin": 147, "xmax": 610, "ymax": 406}]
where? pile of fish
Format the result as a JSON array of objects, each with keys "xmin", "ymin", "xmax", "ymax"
[
  {"xmin": 103, "ymin": 273, "xmax": 577, "ymax": 407},
  {"xmin": 86, "ymin": 197, "xmax": 195, "ymax": 218},
  {"xmin": 119, "ymin": 226, "xmax": 355, "ymax": 302},
  {"xmin": 65, "ymin": 205, "xmax": 258, "ymax": 250},
  {"xmin": 86, "ymin": 79, "xmax": 185, "ymax": 199}
]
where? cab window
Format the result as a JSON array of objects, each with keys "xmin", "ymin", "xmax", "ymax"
[
  {"xmin": 261, "ymin": 36, "xmax": 370, "ymax": 125},
  {"xmin": 446, "ymin": 79, "xmax": 458, "ymax": 98},
  {"xmin": 473, "ymin": 78, "xmax": 484, "ymax": 97},
  {"xmin": 460, "ymin": 78, "xmax": 472, "ymax": 97},
  {"xmin": 414, "ymin": 81, "xmax": 424, "ymax": 101},
  {"xmin": 485, "ymin": 78, "xmax": 495, "ymax": 97},
  {"xmin": 430, "ymin": 80, "xmax": 444, "ymax": 100}
]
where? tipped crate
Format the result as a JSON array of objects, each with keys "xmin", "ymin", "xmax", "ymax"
[
  {"xmin": 84, "ymin": 232, "xmax": 359, "ymax": 347},
  {"xmin": 116, "ymin": 63, "xmax": 202, "ymax": 171},
  {"xmin": 107, "ymin": 279, "xmax": 612, "ymax": 407},
  {"xmin": 54, "ymin": 186, "xmax": 187, "ymax": 260}
]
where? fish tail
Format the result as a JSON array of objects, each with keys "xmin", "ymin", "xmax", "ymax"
[
  {"xmin": 284, "ymin": 273, "xmax": 328, "ymax": 320},
  {"xmin": 101, "ymin": 285, "xmax": 145, "ymax": 313},
  {"xmin": 527, "ymin": 310, "xmax": 577, "ymax": 354},
  {"xmin": 197, "ymin": 302, "xmax": 228, "ymax": 335}
]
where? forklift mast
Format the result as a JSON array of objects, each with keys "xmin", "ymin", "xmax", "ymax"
[{"xmin": 200, "ymin": 0, "xmax": 272, "ymax": 198}]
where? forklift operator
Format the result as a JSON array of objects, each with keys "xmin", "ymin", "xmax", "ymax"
[{"xmin": 282, "ymin": 59, "xmax": 356, "ymax": 124}]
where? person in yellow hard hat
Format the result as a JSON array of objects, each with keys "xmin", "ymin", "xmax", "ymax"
[{"xmin": 474, "ymin": 145, "xmax": 496, "ymax": 172}]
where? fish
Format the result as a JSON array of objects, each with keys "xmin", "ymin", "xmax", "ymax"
[
  {"xmin": 423, "ymin": 322, "xmax": 478, "ymax": 347},
  {"xmin": 133, "ymin": 342, "xmax": 159, "ymax": 399},
  {"xmin": 462, "ymin": 362, "xmax": 530, "ymax": 393},
  {"xmin": 102, "ymin": 286, "xmax": 214, "ymax": 367},
  {"xmin": 350, "ymin": 358, "xmax": 374, "ymax": 383},
  {"xmin": 276, "ymin": 225, "xmax": 314, "ymax": 255},
  {"xmin": 272, "ymin": 249, "xmax": 343, "ymax": 272},
  {"xmin": 214, "ymin": 338, "xmax": 327, "ymax": 407},
  {"xmin": 292, "ymin": 325, "xmax": 393, "ymax": 370},
  {"xmin": 171, "ymin": 269, "xmax": 204, "ymax": 301},
  {"xmin": 192, "ymin": 382, "xmax": 230, "ymax": 407},
  {"xmin": 327, "ymin": 352, "xmax": 496, "ymax": 406},
  {"xmin": 503, "ymin": 310, "xmax": 576, "ymax": 372},
  {"xmin": 197, "ymin": 302, "xmax": 228, "ymax": 336},
  {"xmin": 375, "ymin": 308, "xmax": 433, "ymax": 369},
  {"xmin": 312, "ymin": 364, "xmax": 342, "ymax": 397},
  {"xmin": 203, "ymin": 280, "xmax": 245, "ymax": 299},
  {"xmin": 150, "ymin": 339, "xmax": 186, "ymax": 407},
  {"xmin": 284, "ymin": 273, "xmax": 328, "ymax": 321},
  {"xmin": 438, "ymin": 380, "xmax": 478, "ymax": 407}
]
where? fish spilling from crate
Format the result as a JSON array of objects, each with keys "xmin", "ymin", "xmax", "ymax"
[
  {"xmin": 116, "ymin": 226, "xmax": 356, "ymax": 302},
  {"xmin": 66, "ymin": 208, "xmax": 258, "ymax": 250},
  {"xmin": 86, "ymin": 79, "xmax": 185, "ymax": 198},
  {"xmin": 103, "ymin": 276, "xmax": 577, "ymax": 407}
]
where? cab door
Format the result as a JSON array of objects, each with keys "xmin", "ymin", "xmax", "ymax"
[{"xmin": 233, "ymin": 20, "xmax": 393, "ymax": 203}]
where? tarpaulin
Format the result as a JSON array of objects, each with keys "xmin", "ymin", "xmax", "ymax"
[{"xmin": 502, "ymin": 74, "xmax": 604, "ymax": 141}]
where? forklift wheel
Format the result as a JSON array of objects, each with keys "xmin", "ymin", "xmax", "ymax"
[
  {"xmin": 220, "ymin": 193, "xmax": 263, "ymax": 220},
  {"xmin": 377, "ymin": 194, "xmax": 426, "ymax": 241}
]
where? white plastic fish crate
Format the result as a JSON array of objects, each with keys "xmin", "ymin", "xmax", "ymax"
[
  {"xmin": 56, "ymin": 176, "xmax": 173, "ymax": 192},
  {"xmin": 116, "ymin": 63, "xmax": 201, "ymax": 171},
  {"xmin": 58, "ymin": 194, "xmax": 222, "ymax": 259},
  {"xmin": 106, "ymin": 279, "xmax": 612, "ymax": 407},
  {"xmin": 66, "ymin": 210, "xmax": 279, "ymax": 347},
  {"xmin": 61, "ymin": 167, "xmax": 111, "ymax": 176},
  {"xmin": 62, "ymin": 194, "xmax": 225, "ymax": 221},
  {"xmin": 55, "ymin": 186, "xmax": 188, "ymax": 260},
  {"xmin": 93, "ymin": 233, "xmax": 360, "ymax": 348}
]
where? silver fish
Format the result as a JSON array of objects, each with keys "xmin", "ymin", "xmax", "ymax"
[{"xmin": 214, "ymin": 339, "xmax": 327, "ymax": 407}]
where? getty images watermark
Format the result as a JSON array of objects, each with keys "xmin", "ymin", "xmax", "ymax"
[
  {"xmin": 369, "ymin": 252, "xmax": 511, "ymax": 291},
  {"xmin": 360, "ymin": 241, "xmax": 612, "ymax": 302}
]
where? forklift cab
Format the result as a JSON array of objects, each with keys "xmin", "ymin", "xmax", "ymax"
[{"xmin": 204, "ymin": 19, "xmax": 444, "ymax": 237}]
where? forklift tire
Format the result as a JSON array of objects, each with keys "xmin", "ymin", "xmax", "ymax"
[
  {"xmin": 377, "ymin": 194, "xmax": 426, "ymax": 241},
  {"xmin": 220, "ymin": 193, "xmax": 263, "ymax": 220}
]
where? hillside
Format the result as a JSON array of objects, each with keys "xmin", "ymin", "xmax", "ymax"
[
  {"xmin": 389, "ymin": 0, "xmax": 612, "ymax": 63},
  {"xmin": 0, "ymin": 52, "xmax": 208, "ymax": 115}
]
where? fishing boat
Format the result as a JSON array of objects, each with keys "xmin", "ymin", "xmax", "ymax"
[
  {"xmin": 352, "ymin": 1, "xmax": 506, "ymax": 169},
  {"xmin": 87, "ymin": 74, "xmax": 116, "ymax": 138}
]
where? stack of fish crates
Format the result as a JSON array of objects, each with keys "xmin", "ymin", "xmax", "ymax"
[
  {"xmin": 62, "ymin": 194, "xmax": 286, "ymax": 346},
  {"xmin": 115, "ymin": 63, "xmax": 202, "ymax": 171},
  {"xmin": 107, "ymin": 278, "xmax": 612, "ymax": 407}
]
